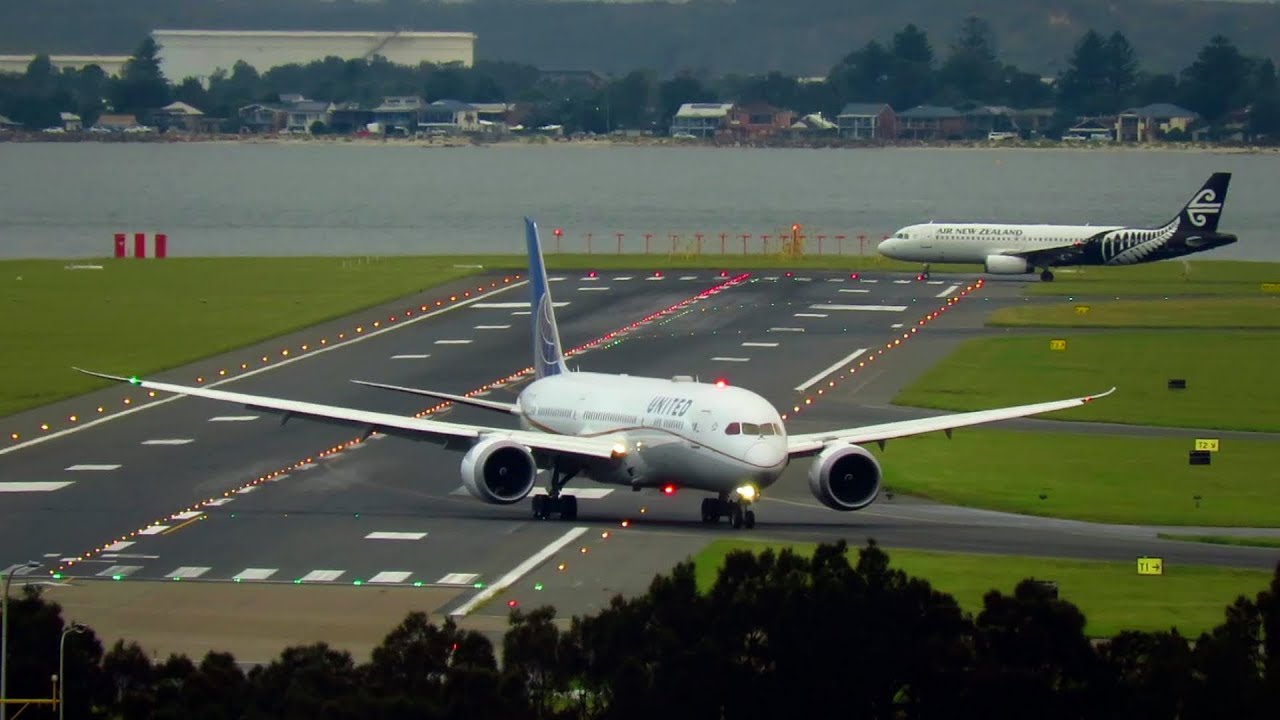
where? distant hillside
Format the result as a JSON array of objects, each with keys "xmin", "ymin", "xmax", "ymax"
[{"xmin": 2, "ymin": 0, "xmax": 1278, "ymax": 77}]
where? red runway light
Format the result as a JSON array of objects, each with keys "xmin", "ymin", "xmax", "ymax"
[
  {"xmin": 507, "ymin": 599, "xmax": 518, "ymax": 608},
  {"xmin": 662, "ymin": 484, "xmax": 677, "ymax": 495}
]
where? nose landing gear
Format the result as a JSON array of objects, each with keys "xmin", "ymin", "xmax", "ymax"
[{"xmin": 1039, "ymin": 268, "xmax": 1055, "ymax": 282}]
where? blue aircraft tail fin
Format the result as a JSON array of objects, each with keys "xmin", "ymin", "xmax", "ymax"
[{"xmin": 525, "ymin": 217, "xmax": 569, "ymax": 379}]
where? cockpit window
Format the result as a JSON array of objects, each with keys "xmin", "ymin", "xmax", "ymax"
[
  {"xmin": 725, "ymin": 422, "xmax": 741, "ymax": 435},
  {"xmin": 759, "ymin": 423, "xmax": 775, "ymax": 436},
  {"xmin": 741, "ymin": 422, "xmax": 760, "ymax": 435}
]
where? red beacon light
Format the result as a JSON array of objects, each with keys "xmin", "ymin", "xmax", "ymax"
[{"xmin": 661, "ymin": 484, "xmax": 678, "ymax": 496}]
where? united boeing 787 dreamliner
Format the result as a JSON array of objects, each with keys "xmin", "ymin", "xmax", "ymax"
[{"xmin": 79, "ymin": 219, "xmax": 1112, "ymax": 529}]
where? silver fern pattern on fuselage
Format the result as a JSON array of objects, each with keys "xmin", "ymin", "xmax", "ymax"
[{"xmin": 1098, "ymin": 219, "xmax": 1181, "ymax": 265}]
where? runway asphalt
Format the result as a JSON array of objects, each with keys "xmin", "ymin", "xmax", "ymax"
[{"xmin": 3, "ymin": 268, "xmax": 1277, "ymax": 660}]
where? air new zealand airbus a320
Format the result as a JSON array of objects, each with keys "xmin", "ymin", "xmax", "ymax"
[{"xmin": 877, "ymin": 172, "xmax": 1236, "ymax": 281}]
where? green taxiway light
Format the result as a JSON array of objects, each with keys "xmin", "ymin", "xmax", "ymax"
[
  {"xmin": 534, "ymin": 583, "xmax": 544, "ymax": 591},
  {"xmin": 413, "ymin": 581, "xmax": 423, "ymax": 587},
  {"xmin": 233, "ymin": 578, "xmax": 242, "ymax": 583},
  {"xmin": 111, "ymin": 574, "xmax": 122, "ymax": 581},
  {"xmin": 293, "ymin": 579, "xmax": 302, "ymax": 584},
  {"xmin": 52, "ymin": 573, "xmax": 62, "ymax": 580},
  {"xmin": 128, "ymin": 376, "xmax": 140, "ymax": 385},
  {"xmin": 473, "ymin": 582, "xmax": 485, "ymax": 589},
  {"xmin": 172, "ymin": 576, "xmax": 181, "ymax": 581},
  {"xmin": 353, "ymin": 580, "xmax": 363, "ymax": 586}
]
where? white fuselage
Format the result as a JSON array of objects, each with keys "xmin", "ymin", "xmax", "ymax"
[
  {"xmin": 515, "ymin": 372, "xmax": 789, "ymax": 494},
  {"xmin": 877, "ymin": 223, "xmax": 1122, "ymax": 264}
]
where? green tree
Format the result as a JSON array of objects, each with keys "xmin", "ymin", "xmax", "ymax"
[
  {"xmin": 1186, "ymin": 596, "xmax": 1266, "ymax": 719},
  {"xmin": 111, "ymin": 36, "xmax": 171, "ymax": 115},
  {"xmin": 248, "ymin": 642, "xmax": 360, "ymax": 719},
  {"xmin": 887, "ymin": 24, "xmax": 935, "ymax": 109},
  {"xmin": 828, "ymin": 40, "xmax": 893, "ymax": 105},
  {"xmin": 503, "ymin": 606, "xmax": 578, "ymax": 719},
  {"xmin": 938, "ymin": 16, "xmax": 1003, "ymax": 104},
  {"xmin": 102, "ymin": 639, "xmax": 157, "ymax": 719},
  {"xmin": 1103, "ymin": 31, "xmax": 1138, "ymax": 110},
  {"xmin": 1098, "ymin": 629, "xmax": 1193, "ymax": 718},
  {"xmin": 1180, "ymin": 35, "xmax": 1250, "ymax": 124},
  {"xmin": 1057, "ymin": 29, "xmax": 1110, "ymax": 117}
]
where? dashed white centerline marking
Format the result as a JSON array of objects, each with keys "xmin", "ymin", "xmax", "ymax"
[
  {"xmin": 679, "ymin": 275, "xmax": 698, "ymax": 280},
  {"xmin": 365, "ymin": 531, "xmax": 428, "ymax": 540},
  {"xmin": 861, "ymin": 279, "xmax": 879, "ymax": 283},
  {"xmin": 645, "ymin": 276, "xmax": 665, "ymax": 281},
  {"xmin": 299, "ymin": 570, "xmax": 344, "ymax": 583},
  {"xmin": 391, "ymin": 354, "xmax": 431, "ymax": 359},
  {"xmin": 578, "ymin": 286, "xmax": 610, "ymax": 291},
  {"xmin": 434, "ymin": 339, "xmax": 473, "ymax": 345},
  {"xmin": 234, "ymin": 568, "xmax": 277, "ymax": 581},
  {"xmin": 474, "ymin": 324, "xmax": 511, "ymax": 330},
  {"xmin": 141, "ymin": 439, "xmax": 193, "ymax": 446},
  {"xmin": 474, "ymin": 301, "xmax": 568, "ymax": 309},
  {"xmin": 838, "ymin": 288, "xmax": 871, "ymax": 294},
  {"xmin": 712, "ymin": 357, "xmax": 751, "ymax": 362},
  {"xmin": 0, "ymin": 482, "xmax": 73, "ymax": 492},
  {"xmin": 826, "ymin": 278, "xmax": 845, "ymax": 282},
  {"xmin": 741, "ymin": 342, "xmax": 779, "ymax": 347},
  {"xmin": 612, "ymin": 276, "xmax": 633, "ymax": 280},
  {"xmin": 166, "ymin": 566, "xmax": 211, "ymax": 579},
  {"xmin": 209, "ymin": 416, "xmax": 258, "ymax": 422},
  {"xmin": 450, "ymin": 527, "xmax": 588, "ymax": 617},
  {"xmin": 794, "ymin": 313, "xmax": 828, "ymax": 318},
  {"xmin": 368, "ymin": 571, "xmax": 413, "ymax": 584},
  {"xmin": 936, "ymin": 284, "xmax": 960, "ymax": 297},
  {"xmin": 511, "ymin": 311, "xmax": 531, "ymax": 316},
  {"xmin": 796, "ymin": 348, "xmax": 868, "ymax": 392},
  {"xmin": 891, "ymin": 323, "xmax": 905, "ymax": 329},
  {"xmin": 927, "ymin": 280, "xmax": 945, "ymax": 285},
  {"xmin": 438, "ymin": 573, "xmax": 480, "ymax": 586},
  {"xmin": 769, "ymin": 327, "xmax": 806, "ymax": 332},
  {"xmin": 794, "ymin": 277, "xmax": 812, "ymax": 282},
  {"xmin": 65, "ymin": 464, "xmax": 120, "ymax": 471},
  {"xmin": 810, "ymin": 304, "xmax": 908, "ymax": 312}
]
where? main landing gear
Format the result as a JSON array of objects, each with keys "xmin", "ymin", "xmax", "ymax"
[
  {"xmin": 532, "ymin": 463, "xmax": 579, "ymax": 521},
  {"xmin": 918, "ymin": 263, "xmax": 931, "ymax": 281},
  {"xmin": 1039, "ymin": 268, "xmax": 1055, "ymax": 282},
  {"xmin": 701, "ymin": 492, "xmax": 756, "ymax": 529}
]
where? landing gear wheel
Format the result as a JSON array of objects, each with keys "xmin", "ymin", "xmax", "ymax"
[
  {"xmin": 1040, "ymin": 269, "xmax": 1055, "ymax": 282},
  {"xmin": 531, "ymin": 495, "xmax": 548, "ymax": 519},
  {"xmin": 730, "ymin": 505, "xmax": 744, "ymax": 529},
  {"xmin": 560, "ymin": 495, "xmax": 578, "ymax": 521},
  {"xmin": 744, "ymin": 510, "xmax": 756, "ymax": 529},
  {"xmin": 700, "ymin": 498, "xmax": 719, "ymax": 524}
]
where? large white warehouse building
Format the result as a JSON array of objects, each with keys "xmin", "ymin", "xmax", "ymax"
[{"xmin": 151, "ymin": 29, "xmax": 477, "ymax": 83}]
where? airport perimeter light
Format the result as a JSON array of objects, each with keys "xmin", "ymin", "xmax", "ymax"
[
  {"xmin": 58, "ymin": 622, "xmax": 87, "ymax": 720},
  {"xmin": 1, "ymin": 560, "xmax": 41, "ymax": 720}
]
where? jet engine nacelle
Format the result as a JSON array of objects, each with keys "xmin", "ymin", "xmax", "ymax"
[
  {"xmin": 984, "ymin": 255, "xmax": 1031, "ymax": 274},
  {"xmin": 460, "ymin": 437, "xmax": 538, "ymax": 505},
  {"xmin": 807, "ymin": 443, "xmax": 882, "ymax": 511}
]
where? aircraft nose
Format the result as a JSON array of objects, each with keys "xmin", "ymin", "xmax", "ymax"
[
  {"xmin": 877, "ymin": 236, "xmax": 901, "ymax": 256},
  {"xmin": 745, "ymin": 441, "xmax": 786, "ymax": 469}
]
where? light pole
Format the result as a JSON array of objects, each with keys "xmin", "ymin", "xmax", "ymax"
[
  {"xmin": 1, "ymin": 560, "xmax": 40, "ymax": 720},
  {"xmin": 58, "ymin": 622, "xmax": 86, "ymax": 720}
]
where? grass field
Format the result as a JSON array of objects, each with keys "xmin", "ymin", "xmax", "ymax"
[
  {"xmin": 1157, "ymin": 534, "xmax": 1280, "ymax": 549},
  {"xmin": 873, "ymin": 429, "xmax": 1279, "ymax": 526},
  {"xmin": 1026, "ymin": 261, "xmax": 1280, "ymax": 297},
  {"xmin": 893, "ymin": 331, "xmax": 1280, "ymax": 431},
  {"xmin": 987, "ymin": 297, "xmax": 1280, "ymax": 328},
  {"xmin": 692, "ymin": 540, "xmax": 1273, "ymax": 638}
]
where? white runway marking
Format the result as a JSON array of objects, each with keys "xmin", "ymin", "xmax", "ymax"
[
  {"xmin": 578, "ymin": 286, "xmax": 610, "ymax": 291},
  {"xmin": 166, "ymin": 566, "xmax": 211, "ymax": 579},
  {"xmin": 234, "ymin": 568, "xmax": 277, "ymax": 581},
  {"xmin": 437, "ymin": 573, "xmax": 479, "ymax": 585},
  {"xmin": 936, "ymin": 284, "xmax": 960, "ymax": 297},
  {"xmin": 205, "ymin": 498, "xmax": 233, "ymax": 506},
  {"xmin": 645, "ymin": 276, "xmax": 665, "ymax": 281},
  {"xmin": 795, "ymin": 348, "xmax": 868, "ymax": 392},
  {"xmin": 234, "ymin": 486, "xmax": 259, "ymax": 494},
  {"xmin": 65, "ymin": 464, "xmax": 120, "ymax": 471},
  {"xmin": 891, "ymin": 323, "xmax": 905, "ymax": 329},
  {"xmin": 295, "ymin": 462, "xmax": 318, "ymax": 470},
  {"xmin": 826, "ymin": 278, "xmax": 845, "ymax": 282},
  {"xmin": 794, "ymin": 313, "xmax": 828, "ymax": 318},
  {"xmin": 612, "ymin": 276, "xmax": 633, "ymax": 280},
  {"xmin": 768, "ymin": 327, "xmax": 806, "ymax": 332},
  {"xmin": 97, "ymin": 565, "xmax": 142, "ymax": 578},
  {"xmin": 927, "ymin": 280, "xmax": 945, "ymax": 285},
  {"xmin": 794, "ymin": 277, "xmax": 812, "ymax": 282},
  {"xmin": 137, "ymin": 525, "xmax": 168, "ymax": 535},
  {"xmin": 171, "ymin": 511, "xmax": 202, "ymax": 520},
  {"xmin": 741, "ymin": 342, "xmax": 779, "ymax": 347},
  {"xmin": 548, "ymin": 277, "xmax": 566, "ymax": 282},
  {"xmin": 365, "ymin": 531, "xmax": 427, "ymax": 541},
  {"xmin": 893, "ymin": 279, "xmax": 912, "ymax": 284},
  {"xmin": 861, "ymin": 279, "xmax": 879, "ymax": 283},
  {"xmin": 473, "ymin": 301, "xmax": 568, "ymax": 309},
  {"xmin": 391, "ymin": 354, "xmax": 431, "ymax": 360},
  {"xmin": 530, "ymin": 488, "xmax": 615, "ymax": 499},
  {"xmin": 810, "ymin": 304, "xmax": 908, "ymax": 312},
  {"xmin": 450, "ymin": 526, "xmax": 588, "ymax": 617},
  {"xmin": 579, "ymin": 275, "xmax": 600, "ymax": 280},
  {"xmin": 679, "ymin": 275, "xmax": 698, "ymax": 280},
  {"xmin": 474, "ymin": 324, "xmax": 511, "ymax": 330},
  {"xmin": 208, "ymin": 415, "xmax": 258, "ymax": 422},
  {"xmin": 368, "ymin": 571, "xmax": 413, "ymax": 584},
  {"xmin": 103, "ymin": 541, "xmax": 135, "ymax": 552},
  {"xmin": 712, "ymin": 357, "xmax": 750, "ymax": 362},
  {"xmin": 511, "ymin": 311, "xmax": 531, "ymax": 316},
  {"xmin": 838, "ymin": 288, "xmax": 871, "ymax": 294},
  {"xmin": 1, "ymin": 278, "xmax": 529, "ymax": 458},
  {"xmin": 299, "ymin": 569, "xmax": 344, "ymax": 583},
  {"xmin": 0, "ymin": 482, "xmax": 73, "ymax": 492},
  {"xmin": 141, "ymin": 439, "xmax": 193, "ymax": 446},
  {"xmin": 434, "ymin": 339, "xmax": 473, "ymax": 345}
]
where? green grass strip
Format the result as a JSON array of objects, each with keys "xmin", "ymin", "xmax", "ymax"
[
  {"xmin": 893, "ymin": 331, "xmax": 1280, "ymax": 432},
  {"xmin": 875, "ymin": 429, "xmax": 1279, "ymax": 526},
  {"xmin": 1026, "ymin": 260, "xmax": 1280, "ymax": 297},
  {"xmin": 693, "ymin": 539, "xmax": 1273, "ymax": 638},
  {"xmin": 988, "ymin": 297, "xmax": 1280, "ymax": 328},
  {"xmin": 1156, "ymin": 534, "xmax": 1280, "ymax": 549}
]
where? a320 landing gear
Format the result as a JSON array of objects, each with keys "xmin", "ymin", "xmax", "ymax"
[
  {"xmin": 918, "ymin": 263, "xmax": 931, "ymax": 281},
  {"xmin": 1039, "ymin": 268, "xmax": 1055, "ymax": 282},
  {"xmin": 532, "ymin": 463, "xmax": 578, "ymax": 521},
  {"xmin": 701, "ymin": 493, "xmax": 756, "ymax": 529}
]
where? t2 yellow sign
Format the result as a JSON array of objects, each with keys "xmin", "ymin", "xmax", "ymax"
[
  {"xmin": 1194, "ymin": 439, "xmax": 1220, "ymax": 452},
  {"xmin": 1049, "ymin": 339, "xmax": 1067, "ymax": 351}
]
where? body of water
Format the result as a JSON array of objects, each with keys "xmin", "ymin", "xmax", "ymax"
[{"xmin": 0, "ymin": 142, "xmax": 1275, "ymax": 261}]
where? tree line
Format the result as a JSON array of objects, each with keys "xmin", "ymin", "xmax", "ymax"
[
  {"xmin": 4, "ymin": 540, "xmax": 1279, "ymax": 719},
  {"xmin": 1, "ymin": 18, "xmax": 1278, "ymax": 139}
]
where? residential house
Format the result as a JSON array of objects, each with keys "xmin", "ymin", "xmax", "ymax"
[
  {"xmin": 419, "ymin": 99, "xmax": 480, "ymax": 134},
  {"xmin": 238, "ymin": 103, "xmax": 285, "ymax": 134},
  {"xmin": 59, "ymin": 112, "xmax": 82, "ymax": 131},
  {"xmin": 470, "ymin": 102, "xmax": 513, "ymax": 133},
  {"xmin": 1116, "ymin": 103, "xmax": 1198, "ymax": 142},
  {"xmin": 790, "ymin": 113, "xmax": 838, "ymax": 133},
  {"xmin": 670, "ymin": 102, "xmax": 733, "ymax": 138},
  {"xmin": 91, "ymin": 113, "xmax": 138, "ymax": 132},
  {"xmin": 155, "ymin": 101, "xmax": 217, "ymax": 132},
  {"xmin": 896, "ymin": 105, "xmax": 965, "ymax": 140},
  {"xmin": 328, "ymin": 102, "xmax": 373, "ymax": 135},
  {"xmin": 836, "ymin": 103, "xmax": 896, "ymax": 140},
  {"xmin": 1063, "ymin": 119, "xmax": 1114, "ymax": 141},
  {"xmin": 964, "ymin": 106, "xmax": 1019, "ymax": 139},
  {"xmin": 372, "ymin": 96, "xmax": 427, "ymax": 134},
  {"xmin": 282, "ymin": 98, "xmax": 334, "ymax": 134},
  {"xmin": 1009, "ymin": 108, "xmax": 1055, "ymax": 138},
  {"xmin": 727, "ymin": 103, "xmax": 794, "ymax": 139}
]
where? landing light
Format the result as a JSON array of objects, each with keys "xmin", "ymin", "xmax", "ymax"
[
  {"xmin": 736, "ymin": 485, "xmax": 758, "ymax": 501},
  {"xmin": 611, "ymin": 442, "xmax": 627, "ymax": 457}
]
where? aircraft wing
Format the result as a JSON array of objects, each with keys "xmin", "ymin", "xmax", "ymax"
[
  {"xmin": 350, "ymin": 379, "xmax": 521, "ymax": 415},
  {"xmin": 1003, "ymin": 242, "xmax": 1089, "ymax": 266},
  {"xmin": 786, "ymin": 388, "xmax": 1114, "ymax": 457},
  {"xmin": 75, "ymin": 369, "xmax": 620, "ymax": 459}
]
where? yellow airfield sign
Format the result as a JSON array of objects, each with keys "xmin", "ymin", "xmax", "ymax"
[
  {"xmin": 1194, "ymin": 438, "xmax": 1220, "ymax": 452},
  {"xmin": 1137, "ymin": 557, "xmax": 1164, "ymax": 575},
  {"xmin": 1074, "ymin": 305, "xmax": 1090, "ymax": 315},
  {"xmin": 1049, "ymin": 339, "xmax": 1067, "ymax": 351}
]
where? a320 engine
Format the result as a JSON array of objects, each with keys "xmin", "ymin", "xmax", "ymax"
[
  {"xmin": 461, "ymin": 437, "xmax": 538, "ymax": 504},
  {"xmin": 807, "ymin": 444, "xmax": 882, "ymax": 511},
  {"xmin": 984, "ymin": 255, "xmax": 1030, "ymax": 274}
]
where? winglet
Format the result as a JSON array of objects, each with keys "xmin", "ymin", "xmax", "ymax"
[
  {"xmin": 73, "ymin": 367, "xmax": 139, "ymax": 384},
  {"xmin": 525, "ymin": 217, "xmax": 569, "ymax": 379}
]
